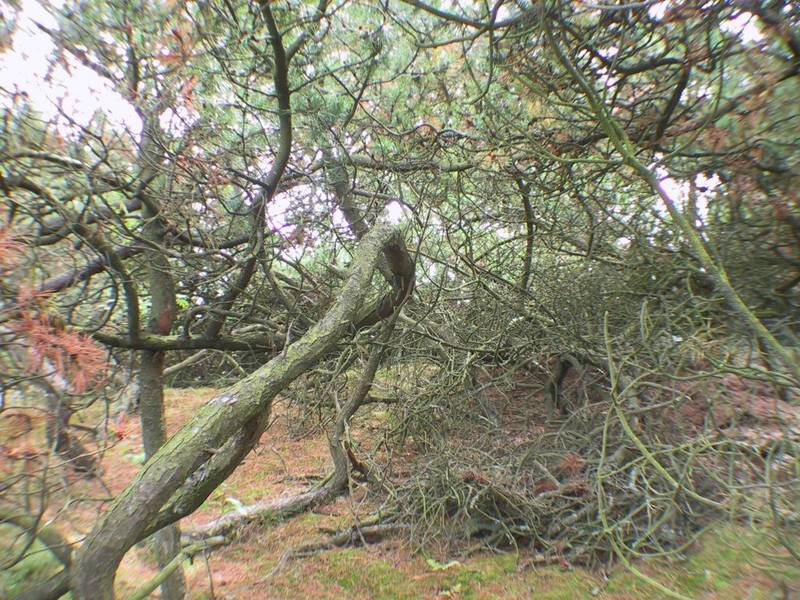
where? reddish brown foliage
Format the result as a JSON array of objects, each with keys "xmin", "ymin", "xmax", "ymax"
[
  {"xmin": 13, "ymin": 287, "xmax": 108, "ymax": 393},
  {"xmin": 532, "ymin": 479, "xmax": 559, "ymax": 495},
  {"xmin": 556, "ymin": 452, "xmax": 585, "ymax": 477}
]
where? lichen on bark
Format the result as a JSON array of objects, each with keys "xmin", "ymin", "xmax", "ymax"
[{"xmin": 70, "ymin": 223, "xmax": 413, "ymax": 599}]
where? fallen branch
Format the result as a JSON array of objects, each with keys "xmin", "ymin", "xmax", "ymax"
[
  {"xmin": 187, "ymin": 314, "xmax": 400, "ymax": 539},
  {"xmin": 164, "ymin": 349, "xmax": 209, "ymax": 377}
]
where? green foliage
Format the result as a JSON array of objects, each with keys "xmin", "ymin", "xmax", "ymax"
[{"xmin": 2, "ymin": 0, "xmax": 799, "ymax": 595}]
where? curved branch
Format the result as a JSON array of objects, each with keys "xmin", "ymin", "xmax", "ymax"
[
  {"xmin": 188, "ymin": 313, "xmax": 398, "ymax": 540},
  {"xmin": 92, "ymin": 331, "xmax": 284, "ymax": 352},
  {"xmin": 202, "ymin": 2, "xmax": 293, "ymax": 341},
  {"xmin": 401, "ymin": 0, "xmax": 529, "ymax": 30},
  {"xmin": 70, "ymin": 223, "xmax": 414, "ymax": 599},
  {"xmin": 38, "ymin": 244, "xmax": 141, "ymax": 294}
]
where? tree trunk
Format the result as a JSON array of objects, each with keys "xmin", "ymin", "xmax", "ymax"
[
  {"xmin": 139, "ymin": 350, "xmax": 185, "ymax": 600},
  {"xmin": 45, "ymin": 392, "xmax": 97, "ymax": 474},
  {"xmin": 70, "ymin": 223, "xmax": 413, "ymax": 599},
  {"xmin": 135, "ymin": 114, "xmax": 186, "ymax": 600}
]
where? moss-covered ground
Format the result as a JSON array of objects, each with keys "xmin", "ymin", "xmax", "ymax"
[{"xmin": 2, "ymin": 388, "xmax": 797, "ymax": 599}]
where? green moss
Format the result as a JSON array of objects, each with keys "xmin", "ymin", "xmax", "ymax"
[
  {"xmin": 242, "ymin": 524, "xmax": 795, "ymax": 599},
  {"xmin": 322, "ymin": 549, "xmax": 410, "ymax": 598},
  {"xmin": 523, "ymin": 568, "xmax": 600, "ymax": 600},
  {"xmin": 0, "ymin": 526, "xmax": 63, "ymax": 598},
  {"xmin": 601, "ymin": 524, "xmax": 796, "ymax": 599},
  {"xmin": 361, "ymin": 559, "xmax": 408, "ymax": 597},
  {"xmin": 430, "ymin": 553, "xmax": 518, "ymax": 598}
]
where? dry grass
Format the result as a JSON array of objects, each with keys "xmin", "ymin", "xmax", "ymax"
[{"xmin": 2, "ymin": 386, "xmax": 797, "ymax": 599}]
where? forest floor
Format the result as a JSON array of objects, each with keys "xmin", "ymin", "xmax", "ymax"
[{"xmin": 2, "ymin": 386, "xmax": 799, "ymax": 599}]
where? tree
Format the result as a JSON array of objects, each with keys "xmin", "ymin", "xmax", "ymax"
[{"xmin": 1, "ymin": 0, "xmax": 798, "ymax": 598}]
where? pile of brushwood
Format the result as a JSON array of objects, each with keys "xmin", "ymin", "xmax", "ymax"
[{"xmin": 292, "ymin": 258, "xmax": 800, "ymax": 568}]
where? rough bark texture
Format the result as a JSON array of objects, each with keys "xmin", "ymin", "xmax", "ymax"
[
  {"xmin": 136, "ymin": 113, "xmax": 186, "ymax": 600},
  {"xmin": 189, "ymin": 315, "xmax": 397, "ymax": 540},
  {"xmin": 140, "ymin": 351, "xmax": 186, "ymax": 600},
  {"xmin": 43, "ymin": 389, "xmax": 97, "ymax": 474},
  {"xmin": 70, "ymin": 223, "xmax": 413, "ymax": 599}
]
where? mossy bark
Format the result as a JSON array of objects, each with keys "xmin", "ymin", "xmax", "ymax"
[{"xmin": 70, "ymin": 223, "xmax": 413, "ymax": 599}]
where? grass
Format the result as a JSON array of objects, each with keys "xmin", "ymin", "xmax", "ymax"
[
  {"xmin": 197, "ymin": 521, "xmax": 794, "ymax": 599},
  {"xmin": 2, "ymin": 386, "xmax": 797, "ymax": 599},
  {"xmin": 0, "ymin": 526, "xmax": 63, "ymax": 599}
]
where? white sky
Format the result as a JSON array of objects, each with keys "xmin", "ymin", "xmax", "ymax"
[
  {"xmin": 0, "ymin": 1, "xmax": 408, "ymax": 235},
  {"xmin": 0, "ymin": 0, "xmax": 142, "ymax": 135},
  {"xmin": 1, "ymin": 0, "xmax": 765, "ymax": 132}
]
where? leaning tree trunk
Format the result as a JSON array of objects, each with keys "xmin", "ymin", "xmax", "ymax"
[{"xmin": 70, "ymin": 223, "xmax": 414, "ymax": 599}]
